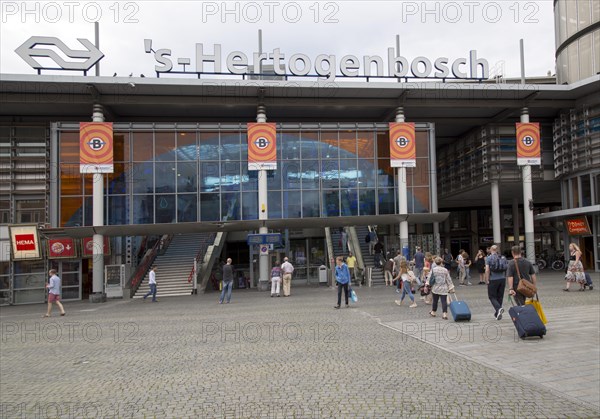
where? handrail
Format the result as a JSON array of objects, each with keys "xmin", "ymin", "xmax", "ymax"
[
  {"xmin": 187, "ymin": 233, "xmax": 216, "ymax": 283},
  {"xmin": 129, "ymin": 234, "xmax": 171, "ymax": 297}
]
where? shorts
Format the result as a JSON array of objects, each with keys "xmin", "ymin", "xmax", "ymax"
[{"xmin": 48, "ymin": 293, "xmax": 61, "ymax": 303}]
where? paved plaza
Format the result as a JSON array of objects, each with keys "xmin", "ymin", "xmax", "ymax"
[{"xmin": 1, "ymin": 271, "xmax": 599, "ymax": 418}]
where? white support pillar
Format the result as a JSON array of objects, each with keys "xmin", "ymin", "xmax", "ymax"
[
  {"xmin": 491, "ymin": 180, "xmax": 501, "ymax": 245},
  {"xmin": 512, "ymin": 197, "xmax": 520, "ymax": 245},
  {"xmin": 257, "ymin": 104, "xmax": 269, "ymax": 286},
  {"xmin": 396, "ymin": 107, "xmax": 409, "ymax": 259},
  {"xmin": 91, "ymin": 104, "xmax": 105, "ymax": 302},
  {"xmin": 521, "ymin": 108, "xmax": 536, "ymax": 264}
]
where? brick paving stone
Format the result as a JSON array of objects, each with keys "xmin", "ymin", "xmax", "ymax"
[{"xmin": 0, "ymin": 271, "xmax": 598, "ymax": 418}]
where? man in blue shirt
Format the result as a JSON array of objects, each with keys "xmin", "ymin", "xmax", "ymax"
[
  {"xmin": 43, "ymin": 269, "xmax": 65, "ymax": 318},
  {"xmin": 334, "ymin": 256, "xmax": 351, "ymax": 309},
  {"xmin": 413, "ymin": 246, "xmax": 425, "ymax": 282}
]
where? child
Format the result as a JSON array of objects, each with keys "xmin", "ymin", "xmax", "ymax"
[{"xmin": 421, "ymin": 267, "xmax": 432, "ymax": 304}]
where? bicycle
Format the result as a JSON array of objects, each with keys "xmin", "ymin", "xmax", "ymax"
[{"xmin": 551, "ymin": 252, "xmax": 565, "ymax": 271}]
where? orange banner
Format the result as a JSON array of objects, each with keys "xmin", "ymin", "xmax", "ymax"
[
  {"xmin": 516, "ymin": 122, "xmax": 541, "ymax": 166},
  {"xmin": 389, "ymin": 122, "xmax": 416, "ymax": 167},
  {"xmin": 248, "ymin": 123, "xmax": 277, "ymax": 170},
  {"xmin": 80, "ymin": 122, "xmax": 114, "ymax": 173}
]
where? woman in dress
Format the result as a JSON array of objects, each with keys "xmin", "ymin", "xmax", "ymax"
[
  {"xmin": 475, "ymin": 249, "xmax": 487, "ymax": 284},
  {"xmin": 564, "ymin": 243, "xmax": 586, "ymax": 291}
]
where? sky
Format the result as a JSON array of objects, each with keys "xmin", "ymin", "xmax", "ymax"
[{"xmin": 0, "ymin": 1, "xmax": 557, "ymax": 80}]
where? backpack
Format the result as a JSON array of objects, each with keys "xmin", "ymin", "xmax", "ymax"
[
  {"xmin": 365, "ymin": 233, "xmax": 371, "ymax": 243},
  {"xmin": 489, "ymin": 254, "xmax": 508, "ymax": 272}
]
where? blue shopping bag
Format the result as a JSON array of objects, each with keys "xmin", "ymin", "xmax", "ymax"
[{"xmin": 350, "ymin": 287, "xmax": 358, "ymax": 303}]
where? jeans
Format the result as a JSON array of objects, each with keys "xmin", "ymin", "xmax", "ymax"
[
  {"xmin": 413, "ymin": 267, "xmax": 422, "ymax": 283},
  {"xmin": 400, "ymin": 280, "xmax": 414, "ymax": 302},
  {"xmin": 337, "ymin": 282, "xmax": 349, "ymax": 306},
  {"xmin": 220, "ymin": 280, "xmax": 233, "ymax": 303},
  {"xmin": 487, "ymin": 279, "xmax": 506, "ymax": 315},
  {"xmin": 144, "ymin": 283, "xmax": 157, "ymax": 301},
  {"xmin": 374, "ymin": 253, "xmax": 382, "ymax": 267},
  {"xmin": 431, "ymin": 292, "xmax": 448, "ymax": 313}
]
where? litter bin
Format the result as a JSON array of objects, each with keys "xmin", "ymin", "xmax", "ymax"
[{"xmin": 319, "ymin": 265, "xmax": 328, "ymax": 283}]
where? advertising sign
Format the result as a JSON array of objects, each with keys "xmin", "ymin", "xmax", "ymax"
[
  {"xmin": 81, "ymin": 237, "xmax": 111, "ymax": 258},
  {"xmin": 566, "ymin": 217, "xmax": 591, "ymax": 235},
  {"xmin": 516, "ymin": 122, "xmax": 541, "ymax": 166},
  {"xmin": 80, "ymin": 122, "xmax": 114, "ymax": 173},
  {"xmin": 248, "ymin": 123, "xmax": 277, "ymax": 170},
  {"xmin": 389, "ymin": 122, "xmax": 416, "ymax": 168},
  {"xmin": 9, "ymin": 225, "xmax": 41, "ymax": 260},
  {"xmin": 48, "ymin": 238, "xmax": 77, "ymax": 259}
]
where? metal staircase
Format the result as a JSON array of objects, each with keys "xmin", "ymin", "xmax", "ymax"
[
  {"xmin": 133, "ymin": 233, "xmax": 214, "ymax": 298},
  {"xmin": 354, "ymin": 226, "xmax": 385, "ymax": 286}
]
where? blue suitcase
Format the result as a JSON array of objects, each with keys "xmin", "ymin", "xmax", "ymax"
[
  {"xmin": 448, "ymin": 293, "xmax": 471, "ymax": 321},
  {"xmin": 508, "ymin": 302, "xmax": 546, "ymax": 339}
]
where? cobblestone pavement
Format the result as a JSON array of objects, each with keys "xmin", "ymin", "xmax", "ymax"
[{"xmin": 1, "ymin": 271, "xmax": 598, "ymax": 418}]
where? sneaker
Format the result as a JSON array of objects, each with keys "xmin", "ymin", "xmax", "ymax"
[
  {"xmin": 277, "ymin": 294, "xmax": 280, "ymax": 297},
  {"xmin": 394, "ymin": 300, "xmax": 403, "ymax": 306},
  {"xmin": 467, "ymin": 282, "xmax": 473, "ymax": 286},
  {"xmin": 409, "ymin": 302, "xmax": 417, "ymax": 308},
  {"xmin": 271, "ymin": 294, "xmax": 274, "ymax": 297},
  {"xmin": 496, "ymin": 307, "xmax": 504, "ymax": 320},
  {"xmin": 334, "ymin": 305, "xmax": 340, "ymax": 309},
  {"xmin": 395, "ymin": 289, "xmax": 400, "ymax": 294}
]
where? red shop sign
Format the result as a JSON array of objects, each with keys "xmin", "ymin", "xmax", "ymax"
[
  {"xmin": 48, "ymin": 238, "xmax": 77, "ymax": 259},
  {"xmin": 565, "ymin": 217, "xmax": 591, "ymax": 235},
  {"xmin": 81, "ymin": 237, "xmax": 111, "ymax": 257}
]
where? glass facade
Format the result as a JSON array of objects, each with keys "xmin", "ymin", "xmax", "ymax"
[
  {"xmin": 555, "ymin": 0, "xmax": 600, "ymax": 84},
  {"xmin": 57, "ymin": 124, "xmax": 433, "ymax": 227}
]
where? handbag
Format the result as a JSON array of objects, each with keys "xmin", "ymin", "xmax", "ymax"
[
  {"xmin": 514, "ymin": 259, "xmax": 537, "ymax": 298},
  {"xmin": 349, "ymin": 287, "xmax": 358, "ymax": 303},
  {"xmin": 525, "ymin": 293, "xmax": 548, "ymax": 324}
]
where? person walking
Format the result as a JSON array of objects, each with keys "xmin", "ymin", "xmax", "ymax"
[
  {"xmin": 457, "ymin": 249, "xmax": 466, "ymax": 285},
  {"xmin": 428, "ymin": 257, "xmax": 455, "ymax": 319},
  {"xmin": 143, "ymin": 266, "xmax": 158, "ymax": 302},
  {"xmin": 43, "ymin": 269, "xmax": 66, "ymax": 317},
  {"xmin": 463, "ymin": 251, "xmax": 472, "ymax": 285},
  {"xmin": 341, "ymin": 229, "xmax": 348, "ymax": 253},
  {"xmin": 334, "ymin": 256, "xmax": 350, "ymax": 309},
  {"xmin": 383, "ymin": 258, "xmax": 395, "ymax": 286},
  {"xmin": 368, "ymin": 228, "xmax": 377, "ymax": 255},
  {"xmin": 506, "ymin": 246, "xmax": 537, "ymax": 306},
  {"xmin": 270, "ymin": 263, "xmax": 282, "ymax": 297},
  {"xmin": 281, "ymin": 256, "xmax": 294, "ymax": 297},
  {"xmin": 394, "ymin": 261, "xmax": 418, "ymax": 308},
  {"xmin": 475, "ymin": 249, "xmax": 487, "ymax": 284},
  {"xmin": 412, "ymin": 246, "xmax": 425, "ymax": 284},
  {"xmin": 346, "ymin": 252, "xmax": 358, "ymax": 286},
  {"xmin": 485, "ymin": 245, "xmax": 507, "ymax": 320},
  {"xmin": 442, "ymin": 248, "xmax": 453, "ymax": 271},
  {"xmin": 564, "ymin": 243, "xmax": 586, "ymax": 291},
  {"xmin": 373, "ymin": 240, "xmax": 384, "ymax": 268},
  {"xmin": 219, "ymin": 258, "xmax": 234, "ymax": 304}
]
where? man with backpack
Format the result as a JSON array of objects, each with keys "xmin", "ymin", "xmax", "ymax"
[{"xmin": 485, "ymin": 244, "xmax": 508, "ymax": 320}]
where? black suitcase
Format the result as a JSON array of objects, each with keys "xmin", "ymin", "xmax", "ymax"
[{"xmin": 508, "ymin": 301, "xmax": 546, "ymax": 339}]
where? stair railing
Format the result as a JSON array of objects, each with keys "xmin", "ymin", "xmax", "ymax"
[{"xmin": 129, "ymin": 234, "xmax": 172, "ymax": 297}]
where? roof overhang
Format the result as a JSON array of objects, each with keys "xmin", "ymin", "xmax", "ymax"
[
  {"xmin": 39, "ymin": 213, "xmax": 450, "ymax": 238},
  {"xmin": 535, "ymin": 205, "xmax": 600, "ymax": 221}
]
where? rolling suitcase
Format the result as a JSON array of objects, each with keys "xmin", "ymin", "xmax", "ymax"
[
  {"xmin": 448, "ymin": 293, "xmax": 471, "ymax": 321},
  {"xmin": 509, "ymin": 296, "xmax": 546, "ymax": 339}
]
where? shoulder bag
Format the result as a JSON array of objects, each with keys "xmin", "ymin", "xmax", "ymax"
[{"xmin": 515, "ymin": 259, "xmax": 537, "ymax": 298}]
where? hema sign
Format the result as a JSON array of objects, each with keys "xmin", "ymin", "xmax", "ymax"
[{"xmin": 148, "ymin": 41, "xmax": 490, "ymax": 80}]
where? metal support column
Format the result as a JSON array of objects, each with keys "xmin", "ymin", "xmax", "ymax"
[
  {"xmin": 91, "ymin": 104, "xmax": 105, "ymax": 302},
  {"xmin": 512, "ymin": 197, "xmax": 520, "ymax": 245},
  {"xmin": 396, "ymin": 107, "xmax": 409, "ymax": 259},
  {"xmin": 257, "ymin": 104, "xmax": 269, "ymax": 286},
  {"xmin": 491, "ymin": 181, "xmax": 501, "ymax": 245},
  {"xmin": 521, "ymin": 108, "xmax": 536, "ymax": 264}
]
